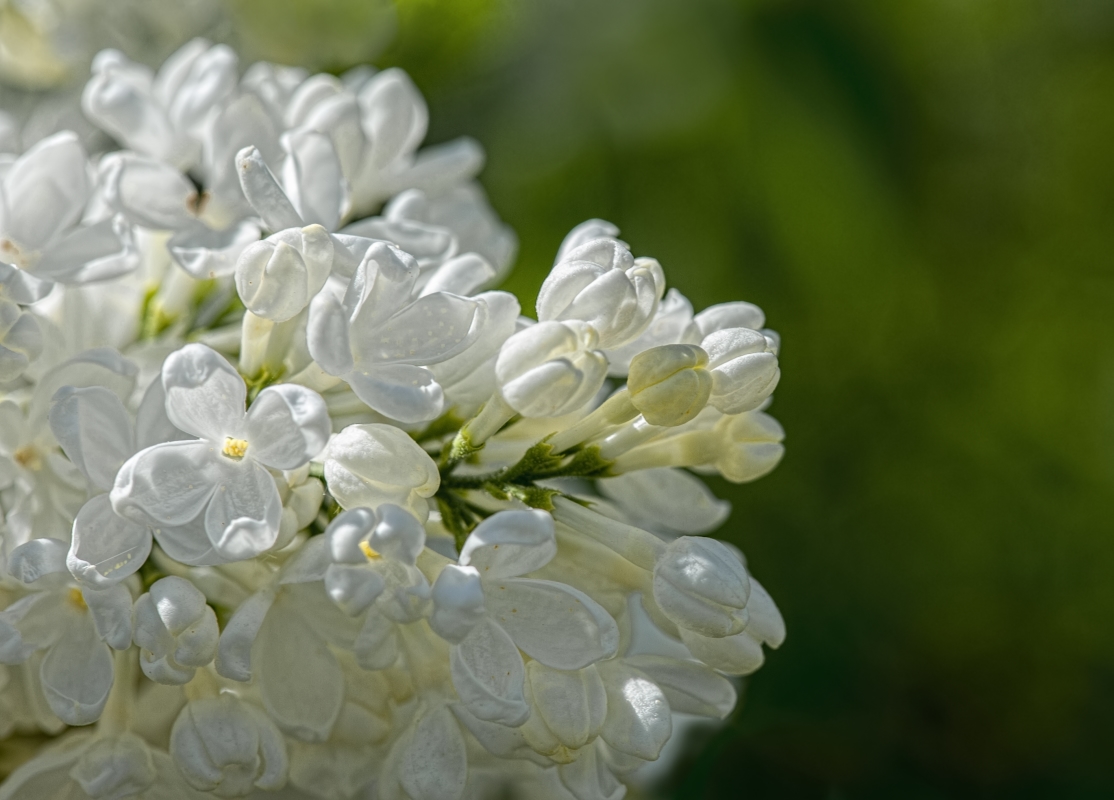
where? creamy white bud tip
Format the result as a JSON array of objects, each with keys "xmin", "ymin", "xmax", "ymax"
[{"xmin": 627, "ymin": 343, "xmax": 712, "ymax": 426}]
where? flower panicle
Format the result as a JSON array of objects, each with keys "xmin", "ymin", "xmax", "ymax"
[{"xmin": 0, "ymin": 39, "xmax": 787, "ymax": 800}]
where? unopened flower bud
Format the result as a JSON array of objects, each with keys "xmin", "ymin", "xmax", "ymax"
[
  {"xmin": 235, "ymin": 225, "xmax": 333, "ymax": 322},
  {"xmin": 495, "ymin": 320, "xmax": 608, "ymax": 417},
  {"xmin": 715, "ymin": 411, "xmax": 785, "ymax": 483},
  {"xmin": 133, "ymin": 576, "xmax": 220, "ymax": 685},
  {"xmin": 627, "ymin": 343, "xmax": 712, "ymax": 426},
  {"xmin": 537, "ymin": 234, "xmax": 666, "ymax": 349},
  {"xmin": 653, "ymin": 536, "xmax": 751, "ymax": 637},
  {"xmin": 323, "ymin": 424, "xmax": 440, "ymax": 521},
  {"xmin": 702, "ymin": 328, "xmax": 780, "ymax": 415},
  {"xmin": 170, "ymin": 695, "xmax": 288, "ymax": 797},
  {"xmin": 70, "ymin": 732, "xmax": 157, "ymax": 800}
]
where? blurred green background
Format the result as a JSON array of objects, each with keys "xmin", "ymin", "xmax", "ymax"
[
  {"xmin": 373, "ymin": 2, "xmax": 1114, "ymax": 795},
  {"xmin": 15, "ymin": 0, "xmax": 1114, "ymax": 795}
]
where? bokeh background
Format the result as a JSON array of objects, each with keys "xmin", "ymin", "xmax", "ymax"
[{"xmin": 4, "ymin": 0, "xmax": 1114, "ymax": 796}]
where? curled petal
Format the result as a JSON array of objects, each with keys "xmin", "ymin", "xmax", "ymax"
[
  {"xmin": 68, "ymin": 495, "xmax": 151, "ymax": 588},
  {"xmin": 244, "ymin": 384, "xmax": 331, "ymax": 470}
]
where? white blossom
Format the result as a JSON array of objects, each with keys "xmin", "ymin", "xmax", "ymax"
[
  {"xmin": 110, "ymin": 343, "xmax": 330, "ymax": 563},
  {"xmin": 0, "ymin": 39, "xmax": 792, "ymax": 800}
]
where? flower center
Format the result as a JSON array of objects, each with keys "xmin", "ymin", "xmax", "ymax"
[
  {"xmin": 68, "ymin": 587, "xmax": 87, "ymax": 611},
  {"xmin": 0, "ymin": 238, "xmax": 30, "ymax": 269},
  {"xmin": 13, "ymin": 445, "xmax": 41, "ymax": 471},
  {"xmin": 359, "ymin": 540, "xmax": 382, "ymax": 561},
  {"xmin": 222, "ymin": 437, "xmax": 249, "ymax": 459}
]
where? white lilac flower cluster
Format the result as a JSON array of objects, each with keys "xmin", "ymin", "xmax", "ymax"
[{"xmin": 0, "ymin": 40, "xmax": 786, "ymax": 800}]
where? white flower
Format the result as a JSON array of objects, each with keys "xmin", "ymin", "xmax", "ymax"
[
  {"xmin": 0, "ymin": 132, "xmax": 135, "ymax": 295},
  {"xmin": 307, "ymin": 241, "xmax": 509, "ymax": 422},
  {"xmin": 82, "ymin": 41, "xmax": 238, "ymax": 170},
  {"xmin": 495, "ymin": 320, "xmax": 608, "ymax": 418},
  {"xmin": 1, "ymin": 538, "xmax": 131, "ymax": 725},
  {"xmin": 110, "ymin": 343, "xmax": 331, "ymax": 564},
  {"xmin": 170, "ymin": 694, "xmax": 288, "ymax": 797},
  {"xmin": 321, "ymin": 505, "xmax": 431, "ymax": 670},
  {"xmin": 0, "ymin": 34, "xmax": 794, "ymax": 800},
  {"xmin": 132, "ymin": 576, "xmax": 219, "ymax": 685},
  {"xmin": 430, "ymin": 510, "xmax": 620, "ymax": 726}
]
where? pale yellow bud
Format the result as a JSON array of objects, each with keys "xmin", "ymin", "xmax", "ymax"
[{"xmin": 627, "ymin": 344, "xmax": 712, "ymax": 427}]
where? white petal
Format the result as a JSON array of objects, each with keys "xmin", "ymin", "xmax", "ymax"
[
  {"xmin": 204, "ymin": 459, "xmax": 282, "ymax": 560},
  {"xmin": 82, "ymin": 583, "xmax": 134, "ymax": 650},
  {"xmin": 324, "ymin": 563, "xmax": 385, "ymax": 616},
  {"xmin": 40, "ymin": 618, "xmax": 114, "ymax": 725},
  {"xmin": 243, "ymin": 384, "xmax": 331, "ymax": 470},
  {"xmin": 369, "ymin": 504, "xmax": 427, "ymax": 565},
  {"xmin": 399, "ymin": 705, "xmax": 467, "ymax": 800},
  {"xmin": 135, "ymin": 375, "xmax": 186, "ymax": 451},
  {"xmin": 428, "ymin": 565, "xmax": 485, "ymax": 645},
  {"xmin": 100, "ymin": 152, "xmax": 198, "ymax": 231},
  {"xmin": 2, "ymin": 131, "xmax": 89, "ymax": 250},
  {"xmin": 280, "ymin": 129, "xmax": 348, "ymax": 231},
  {"xmin": 111, "ymin": 441, "xmax": 220, "ymax": 528},
  {"xmin": 168, "ymin": 219, "xmax": 262, "ymax": 281},
  {"xmin": 624, "ymin": 655, "xmax": 736, "ymax": 719},
  {"xmin": 343, "ymin": 241, "xmax": 420, "ymax": 331},
  {"xmin": 68, "ymin": 495, "xmax": 151, "ymax": 588},
  {"xmin": 678, "ymin": 628, "xmax": 765, "ymax": 676},
  {"xmin": 598, "ymin": 468, "xmax": 730, "ymax": 535},
  {"xmin": 352, "ymin": 612, "xmax": 398, "ymax": 670},
  {"xmin": 215, "ymin": 590, "xmax": 275, "ymax": 682},
  {"xmin": 450, "ymin": 617, "xmax": 528, "ymax": 726},
  {"xmin": 235, "ymin": 145, "xmax": 303, "ymax": 231},
  {"xmin": 7, "ymin": 538, "xmax": 69, "ymax": 584},
  {"xmin": 346, "ymin": 363, "xmax": 444, "ymax": 424},
  {"xmin": 30, "ymin": 347, "xmax": 138, "ymax": 432},
  {"xmin": 357, "ymin": 292, "xmax": 483, "ymax": 365},
  {"xmin": 693, "ymin": 301, "xmax": 765, "ymax": 336},
  {"xmin": 459, "ymin": 509, "xmax": 556, "ymax": 581},
  {"xmin": 596, "ymin": 660, "xmax": 671, "ymax": 761},
  {"xmin": 486, "ymin": 579, "xmax": 619, "ymax": 670},
  {"xmin": 449, "ymin": 703, "xmax": 542, "ymax": 763},
  {"xmin": 161, "ymin": 343, "xmax": 246, "ymax": 442},
  {"xmin": 652, "ymin": 536, "xmax": 750, "ymax": 637},
  {"xmin": 49, "ymin": 385, "xmax": 136, "ymax": 493},
  {"xmin": 558, "ymin": 744, "xmax": 626, "ymax": 800},
  {"xmin": 70, "ymin": 731, "xmax": 157, "ymax": 799},
  {"xmin": 741, "ymin": 577, "xmax": 786, "ymax": 648},
  {"xmin": 258, "ymin": 602, "xmax": 344, "ymax": 742},
  {"xmin": 306, "ymin": 288, "xmax": 354, "ymax": 376},
  {"xmin": 556, "ymin": 220, "xmax": 620, "ymax": 264},
  {"xmin": 360, "ymin": 68, "xmax": 427, "ymax": 168},
  {"xmin": 34, "ymin": 216, "xmax": 137, "ymax": 284},
  {"xmin": 323, "ymin": 423, "xmax": 440, "ymax": 513},
  {"xmin": 525, "ymin": 661, "xmax": 607, "ymax": 750},
  {"xmin": 421, "ymin": 253, "xmax": 497, "ymax": 297},
  {"xmin": 325, "ymin": 507, "xmax": 378, "ymax": 563}
]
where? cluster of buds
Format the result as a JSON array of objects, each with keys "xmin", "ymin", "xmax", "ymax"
[{"xmin": 1, "ymin": 40, "xmax": 785, "ymax": 800}]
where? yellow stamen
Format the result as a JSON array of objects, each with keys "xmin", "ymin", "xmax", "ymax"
[
  {"xmin": 13, "ymin": 445, "xmax": 41, "ymax": 471},
  {"xmin": 68, "ymin": 587, "xmax": 87, "ymax": 611},
  {"xmin": 222, "ymin": 437, "xmax": 249, "ymax": 459},
  {"xmin": 359, "ymin": 541, "xmax": 382, "ymax": 561}
]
